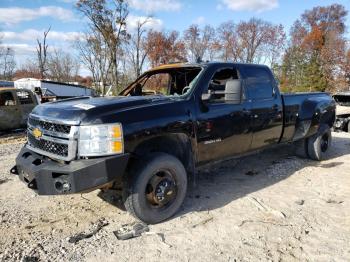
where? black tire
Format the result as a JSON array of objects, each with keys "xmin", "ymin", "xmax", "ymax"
[
  {"xmin": 294, "ymin": 138, "xmax": 308, "ymax": 158},
  {"xmin": 307, "ymin": 128, "xmax": 332, "ymax": 161},
  {"xmin": 123, "ymin": 152, "xmax": 187, "ymax": 224},
  {"xmin": 347, "ymin": 121, "xmax": 350, "ymax": 133}
]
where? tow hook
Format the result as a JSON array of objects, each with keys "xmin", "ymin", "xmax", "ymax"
[
  {"xmin": 10, "ymin": 166, "xmax": 18, "ymax": 175},
  {"xmin": 27, "ymin": 179, "xmax": 37, "ymax": 189}
]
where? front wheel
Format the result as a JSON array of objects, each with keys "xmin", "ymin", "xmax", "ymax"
[
  {"xmin": 307, "ymin": 128, "xmax": 332, "ymax": 161},
  {"xmin": 123, "ymin": 153, "xmax": 187, "ymax": 224}
]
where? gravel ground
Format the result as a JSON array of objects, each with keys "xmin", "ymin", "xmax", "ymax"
[{"xmin": 0, "ymin": 131, "xmax": 349, "ymax": 262}]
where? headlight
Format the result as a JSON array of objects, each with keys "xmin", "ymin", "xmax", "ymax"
[{"xmin": 78, "ymin": 123, "xmax": 124, "ymax": 157}]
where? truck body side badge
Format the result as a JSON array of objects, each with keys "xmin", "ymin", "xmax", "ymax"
[{"xmin": 204, "ymin": 138, "xmax": 222, "ymax": 145}]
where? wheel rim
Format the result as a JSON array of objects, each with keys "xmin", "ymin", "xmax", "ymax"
[
  {"xmin": 320, "ymin": 133, "xmax": 329, "ymax": 152},
  {"xmin": 145, "ymin": 169, "xmax": 177, "ymax": 208}
]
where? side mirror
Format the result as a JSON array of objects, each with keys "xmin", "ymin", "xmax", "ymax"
[{"xmin": 225, "ymin": 79, "xmax": 243, "ymax": 104}]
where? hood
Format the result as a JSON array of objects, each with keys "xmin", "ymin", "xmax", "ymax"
[{"xmin": 31, "ymin": 96, "xmax": 174, "ymax": 124}]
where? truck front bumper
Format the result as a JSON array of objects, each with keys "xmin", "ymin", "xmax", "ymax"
[{"xmin": 11, "ymin": 147, "xmax": 129, "ymax": 195}]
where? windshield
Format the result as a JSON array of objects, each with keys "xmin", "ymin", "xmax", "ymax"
[{"xmin": 120, "ymin": 66, "xmax": 203, "ymax": 97}]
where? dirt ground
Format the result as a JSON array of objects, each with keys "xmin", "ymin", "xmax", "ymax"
[{"xmin": 0, "ymin": 131, "xmax": 349, "ymax": 262}]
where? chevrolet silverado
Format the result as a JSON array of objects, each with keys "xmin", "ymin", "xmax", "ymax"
[{"xmin": 12, "ymin": 62, "xmax": 336, "ymax": 224}]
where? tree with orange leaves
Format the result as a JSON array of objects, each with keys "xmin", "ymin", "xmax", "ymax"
[
  {"xmin": 281, "ymin": 4, "xmax": 348, "ymax": 92},
  {"xmin": 144, "ymin": 30, "xmax": 186, "ymax": 67}
]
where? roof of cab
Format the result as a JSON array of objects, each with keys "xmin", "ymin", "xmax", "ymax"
[
  {"xmin": 0, "ymin": 87, "xmax": 16, "ymax": 91},
  {"xmin": 147, "ymin": 62, "xmax": 204, "ymax": 72},
  {"xmin": 146, "ymin": 61, "xmax": 269, "ymax": 73}
]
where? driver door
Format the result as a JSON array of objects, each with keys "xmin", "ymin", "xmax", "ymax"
[{"xmin": 196, "ymin": 67, "xmax": 253, "ymax": 163}]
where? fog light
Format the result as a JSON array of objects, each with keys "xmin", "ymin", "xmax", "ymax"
[{"xmin": 55, "ymin": 179, "xmax": 71, "ymax": 193}]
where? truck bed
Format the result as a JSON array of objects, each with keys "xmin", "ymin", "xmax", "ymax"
[{"xmin": 280, "ymin": 92, "xmax": 335, "ymax": 142}]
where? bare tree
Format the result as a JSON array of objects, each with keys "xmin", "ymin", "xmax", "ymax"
[
  {"xmin": 265, "ymin": 24, "xmax": 286, "ymax": 67},
  {"xmin": 0, "ymin": 46, "xmax": 16, "ymax": 80},
  {"xmin": 75, "ymin": 30, "xmax": 112, "ymax": 95},
  {"xmin": 126, "ymin": 17, "xmax": 152, "ymax": 77},
  {"xmin": 36, "ymin": 27, "xmax": 50, "ymax": 79},
  {"xmin": 235, "ymin": 18, "xmax": 272, "ymax": 63},
  {"xmin": 76, "ymin": 0, "xmax": 129, "ymax": 92},
  {"xmin": 183, "ymin": 24, "xmax": 215, "ymax": 62},
  {"xmin": 47, "ymin": 49, "xmax": 80, "ymax": 82},
  {"xmin": 217, "ymin": 21, "xmax": 242, "ymax": 61},
  {"xmin": 216, "ymin": 19, "xmax": 286, "ymax": 65},
  {"xmin": 14, "ymin": 59, "xmax": 41, "ymax": 79}
]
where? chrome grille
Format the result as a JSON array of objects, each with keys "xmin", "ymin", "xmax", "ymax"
[
  {"xmin": 28, "ymin": 117, "xmax": 71, "ymax": 134},
  {"xmin": 28, "ymin": 133, "xmax": 68, "ymax": 157},
  {"xmin": 26, "ymin": 114, "xmax": 79, "ymax": 161}
]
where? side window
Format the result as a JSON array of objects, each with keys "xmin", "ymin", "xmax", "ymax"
[
  {"xmin": 0, "ymin": 92, "xmax": 16, "ymax": 106},
  {"xmin": 207, "ymin": 68, "xmax": 239, "ymax": 102},
  {"xmin": 244, "ymin": 67, "xmax": 273, "ymax": 100},
  {"xmin": 16, "ymin": 91, "xmax": 34, "ymax": 105},
  {"xmin": 142, "ymin": 73, "xmax": 171, "ymax": 95}
]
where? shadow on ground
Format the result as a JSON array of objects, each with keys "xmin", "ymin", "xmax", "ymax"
[{"xmin": 99, "ymin": 134, "xmax": 350, "ymax": 219}]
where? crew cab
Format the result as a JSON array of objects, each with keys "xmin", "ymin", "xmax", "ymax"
[{"xmin": 12, "ymin": 62, "xmax": 336, "ymax": 224}]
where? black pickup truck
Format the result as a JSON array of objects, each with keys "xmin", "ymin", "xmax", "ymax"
[{"xmin": 12, "ymin": 62, "xmax": 336, "ymax": 224}]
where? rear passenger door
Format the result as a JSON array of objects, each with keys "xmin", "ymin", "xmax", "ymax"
[
  {"xmin": 0, "ymin": 90, "xmax": 22, "ymax": 131},
  {"xmin": 243, "ymin": 66, "xmax": 283, "ymax": 150}
]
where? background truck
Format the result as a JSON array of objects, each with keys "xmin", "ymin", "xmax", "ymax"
[
  {"xmin": 14, "ymin": 78, "xmax": 95, "ymax": 102},
  {"xmin": 0, "ymin": 88, "xmax": 38, "ymax": 132},
  {"xmin": 333, "ymin": 92, "xmax": 350, "ymax": 132},
  {"xmin": 12, "ymin": 62, "xmax": 336, "ymax": 224}
]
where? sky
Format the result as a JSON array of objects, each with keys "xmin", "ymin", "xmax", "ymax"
[{"xmin": 1, "ymin": 0, "xmax": 350, "ymax": 75}]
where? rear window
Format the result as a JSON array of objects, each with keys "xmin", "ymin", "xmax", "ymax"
[
  {"xmin": 16, "ymin": 91, "xmax": 34, "ymax": 105},
  {"xmin": 0, "ymin": 92, "xmax": 16, "ymax": 106},
  {"xmin": 244, "ymin": 67, "xmax": 273, "ymax": 100},
  {"xmin": 334, "ymin": 95, "xmax": 350, "ymax": 106}
]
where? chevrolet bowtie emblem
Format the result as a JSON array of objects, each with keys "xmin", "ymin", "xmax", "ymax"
[{"xmin": 33, "ymin": 128, "xmax": 43, "ymax": 139}]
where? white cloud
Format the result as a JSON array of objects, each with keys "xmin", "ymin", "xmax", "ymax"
[
  {"xmin": 128, "ymin": 0, "xmax": 182, "ymax": 13},
  {"xmin": 0, "ymin": 6, "xmax": 76, "ymax": 25},
  {"xmin": 193, "ymin": 16, "xmax": 206, "ymax": 25},
  {"xmin": 219, "ymin": 0, "xmax": 278, "ymax": 13},
  {"xmin": 2, "ymin": 30, "xmax": 83, "ymax": 42},
  {"xmin": 126, "ymin": 15, "xmax": 163, "ymax": 31},
  {"xmin": 0, "ymin": 44, "xmax": 36, "ymax": 56}
]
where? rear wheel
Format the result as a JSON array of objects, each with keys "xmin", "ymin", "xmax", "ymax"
[
  {"xmin": 123, "ymin": 153, "xmax": 187, "ymax": 224},
  {"xmin": 307, "ymin": 128, "xmax": 332, "ymax": 161}
]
